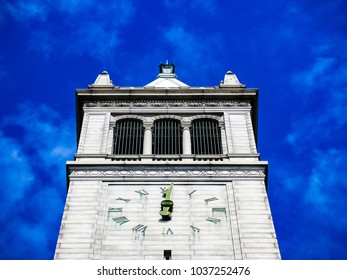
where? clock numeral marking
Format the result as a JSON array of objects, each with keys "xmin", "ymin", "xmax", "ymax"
[
  {"xmin": 112, "ymin": 216, "xmax": 129, "ymax": 225},
  {"xmin": 205, "ymin": 197, "xmax": 218, "ymax": 203},
  {"xmin": 108, "ymin": 208, "xmax": 123, "ymax": 221},
  {"xmin": 212, "ymin": 207, "xmax": 226, "ymax": 214},
  {"xmin": 159, "ymin": 187, "xmax": 166, "ymax": 194},
  {"xmin": 190, "ymin": 225, "xmax": 200, "ymax": 233},
  {"xmin": 116, "ymin": 197, "xmax": 130, "ymax": 202},
  {"xmin": 188, "ymin": 190, "xmax": 197, "ymax": 197},
  {"xmin": 135, "ymin": 189, "xmax": 148, "ymax": 196},
  {"xmin": 108, "ymin": 207, "xmax": 123, "ymax": 213},
  {"xmin": 132, "ymin": 224, "xmax": 147, "ymax": 236},
  {"xmin": 162, "ymin": 227, "xmax": 174, "ymax": 235},
  {"xmin": 206, "ymin": 217, "xmax": 221, "ymax": 224}
]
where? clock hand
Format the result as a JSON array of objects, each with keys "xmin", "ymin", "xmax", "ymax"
[{"xmin": 160, "ymin": 182, "xmax": 174, "ymax": 220}]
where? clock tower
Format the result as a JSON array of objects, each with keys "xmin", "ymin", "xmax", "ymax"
[{"xmin": 54, "ymin": 63, "xmax": 281, "ymax": 260}]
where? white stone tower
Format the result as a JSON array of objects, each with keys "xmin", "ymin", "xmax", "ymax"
[{"xmin": 54, "ymin": 63, "xmax": 281, "ymax": 260}]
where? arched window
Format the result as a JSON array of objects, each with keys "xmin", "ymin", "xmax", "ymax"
[
  {"xmin": 113, "ymin": 119, "xmax": 144, "ymax": 154},
  {"xmin": 153, "ymin": 119, "xmax": 182, "ymax": 154},
  {"xmin": 191, "ymin": 119, "xmax": 222, "ymax": 154}
]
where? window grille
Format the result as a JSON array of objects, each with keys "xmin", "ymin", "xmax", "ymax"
[
  {"xmin": 191, "ymin": 119, "xmax": 222, "ymax": 154},
  {"xmin": 153, "ymin": 119, "xmax": 182, "ymax": 154},
  {"xmin": 113, "ymin": 119, "xmax": 144, "ymax": 154}
]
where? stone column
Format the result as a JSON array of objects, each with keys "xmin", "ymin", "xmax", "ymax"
[
  {"xmin": 181, "ymin": 119, "xmax": 192, "ymax": 155},
  {"xmin": 143, "ymin": 119, "xmax": 154, "ymax": 155},
  {"xmin": 219, "ymin": 120, "xmax": 228, "ymax": 154}
]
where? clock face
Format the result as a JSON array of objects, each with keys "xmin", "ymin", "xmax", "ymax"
[{"xmin": 102, "ymin": 183, "xmax": 234, "ymax": 260}]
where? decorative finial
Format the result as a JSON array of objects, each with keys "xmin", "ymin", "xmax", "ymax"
[
  {"xmin": 159, "ymin": 61, "xmax": 175, "ymax": 75},
  {"xmin": 220, "ymin": 70, "xmax": 245, "ymax": 87},
  {"xmin": 91, "ymin": 70, "xmax": 113, "ymax": 87}
]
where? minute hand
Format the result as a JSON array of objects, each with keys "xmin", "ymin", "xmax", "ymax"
[
  {"xmin": 165, "ymin": 182, "xmax": 173, "ymax": 200},
  {"xmin": 160, "ymin": 182, "xmax": 174, "ymax": 220}
]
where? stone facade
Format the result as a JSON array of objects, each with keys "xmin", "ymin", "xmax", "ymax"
[{"xmin": 54, "ymin": 66, "xmax": 281, "ymax": 260}]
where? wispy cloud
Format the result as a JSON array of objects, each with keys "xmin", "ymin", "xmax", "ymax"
[
  {"xmin": 305, "ymin": 149, "xmax": 347, "ymax": 212},
  {"xmin": 67, "ymin": 22, "xmax": 121, "ymax": 61},
  {"xmin": 163, "ymin": 0, "xmax": 216, "ymax": 14},
  {"xmin": 57, "ymin": 0, "xmax": 94, "ymax": 14},
  {"xmin": 270, "ymin": 146, "xmax": 347, "ymax": 259},
  {"xmin": 272, "ymin": 29, "xmax": 347, "ymax": 258},
  {"xmin": 0, "ymin": 102, "xmax": 75, "ymax": 259},
  {"xmin": 163, "ymin": 0, "xmax": 182, "ymax": 8},
  {"xmin": 3, "ymin": 0, "xmax": 134, "ymax": 61},
  {"xmin": 286, "ymin": 38, "xmax": 347, "ymax": 150},
  {"xmin": 163, "ymin": 25, "xmax": 223, "ymax": 84},
  {"xmin": 0, "ymin": 131, "xmax": 34, "ymax": 220},
  {"xmin": 28, "ymin": 30, "xmax": 56, "ymax": 58},
  {"xmin": 292, "ymin": 57, "xmax": 336, "ymax": 87},
  {"xmin": 3, "ymin": 0, "xmax": 50, "ymax": 22},
  {"xmin": 191, "ymin": 0, "xmax": 216, "ymax": 14}
]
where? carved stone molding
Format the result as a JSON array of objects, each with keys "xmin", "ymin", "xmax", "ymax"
[
  {"xmin": 143, "ymin": 117, "xmax": 154, "ymax": 130},
  {"xmin": 219, "ymin": 121, "xmax": 226, "ymax": 130},
  {"xmin": 181, "ymin": 117, "xmax": 192, "ymax": 130},
  {"xmin": 84, "ymin": 100, "xmax": 251, "ymax": 108},
  {"xmin": 69, "ymin": 169, "xmax": 265, "ymax": 177}
]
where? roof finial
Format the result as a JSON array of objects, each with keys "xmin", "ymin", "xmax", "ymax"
[
  {"xmin": 159, "ymin": 61, "xmax": 175, "ymax": 75},
  {"xmin": 220, "ymin": 70, "xmax": 245, "ymax": 88},
  {"xmin": 91, "ymin": 70, "xmax": 114, "ymax": 87},
  {"xmin": 145, "ymin": 62, "xmax": 188, "ymax": 88}
]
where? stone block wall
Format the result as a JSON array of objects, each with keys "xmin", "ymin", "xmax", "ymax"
[{"xmin": 55, "ymin": 177, "xmax": 280, "ymax": 260}]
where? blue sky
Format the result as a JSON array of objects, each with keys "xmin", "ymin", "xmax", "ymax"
[{"xmin": 0, "ymin": 0, "xmax": 346, "ymax": 260}]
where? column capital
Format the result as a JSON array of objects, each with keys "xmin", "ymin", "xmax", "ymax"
[
  {"xmin": 181, "ymin": 118, "xmax": 192, "ymax": 131},
  {"xmin": 143, "ymin": 124, "xmax": 153, "ymax": 131},
  {"xmin": 218, "ymin": 120, "xmax": 225, "ymax": 130},
  {"xmin": 143, "ymin": 117, "xmax": 154, "ymax": 130}
]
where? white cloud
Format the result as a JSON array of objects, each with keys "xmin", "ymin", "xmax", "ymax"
[
  {"xmin": 57, "ymin": 0, "xmax": 94, "ymax": 14},
  {"xmin": 304, "ymin": 149, "xmax": 347, "ymax": 218},
  {"xmin": 276, "ymin": 33, "xmax": 347, "ymax": 258},
  {"xmin": 292, "ymin": 57, "xmax": 335, "ymax": 87},
  {"xmin": 2, "ymin": 103, "xmax": 75, "ymax": 173},
  {"xmin": 165, "ymin": 26, "xmax": 201, "ymax": 60},
  {"xmin": 285, "ymin": 94, "xmax": 347, "ymax": 154},
  {"xmin": 3, "ymin": 0, "xmax": 134, "ymax": 62},
  {"xmin": 67, "ymin": 23, "xmax": 121, "ymax": 61},
  {"xmin": 0, "ymin": 102, "xmax": 75, "ymax": 258},
  {"xmin": 270, "ymin": 146, "xmax": 347, "ymax": 257},
  {"xmin": 4, "ymin": 0, "xmax": 50, "ymax": 22},
  {"xmin": 286, "ymin": 38, "xmax": 347, "ymax": 151},
  {"xmin": 328, "ymin": 92, "xmax": 347, "ymax": 126},
  {"xmin": 163, "ymin": 25, "xmax": 223, "ymax": 83},
  {"xmin": 0, "ymin": 132, "xmax": 34, "ymax": 206}
]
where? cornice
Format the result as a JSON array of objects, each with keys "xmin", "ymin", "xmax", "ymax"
[
  {"xmin": 67, "ymin": 163, "xmax": 267, "ymax": 177},
  {"xmin": 83, "ymin": 100, "xmax": 251, "ymax": 108},
  {"xmin": 76, "ymin": 87, "xmax": 258, "ymax": 94},
  {"xmin": 69, "ymin": 168, "xmax": 265, "ymax": 177}
]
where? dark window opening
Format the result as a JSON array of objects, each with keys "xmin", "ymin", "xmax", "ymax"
[
  {"xmin": 191, "ymin": 119, "xmax": 222, "ymax": 154},
  {"xmin": 113, "ymin": 119, "xmax": 144, "ymax": 155},
  {"xmin": 164, "ymin": 250, "xmax": 172, "ymax": 260},
  {"xmin": 153, "ymin": 119, "xmax": 182, "ymax": 154}
]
